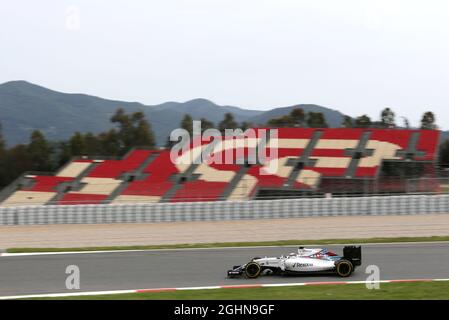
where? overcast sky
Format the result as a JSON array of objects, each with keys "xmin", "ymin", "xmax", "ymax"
[{"xmin": 1, "ymin": 0, "xmax": 449, "ymax": 128}]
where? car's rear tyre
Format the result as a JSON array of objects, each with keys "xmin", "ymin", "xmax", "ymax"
[
  {"xmin": 335, "ymin": 259, "xmax": 353, "ymax": 277},
  {"xmin": 245, "ymin": 261, "xmax": 262, "ymax": 278}
]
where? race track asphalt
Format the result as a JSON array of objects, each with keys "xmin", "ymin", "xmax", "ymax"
[{"xmin": 1, "ymin": 243, "xmax": 449, "ymax": 296}]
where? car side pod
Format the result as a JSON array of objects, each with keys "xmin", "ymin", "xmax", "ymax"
[{"xmin": 343, "ymin": 246, "xmax": 362, "ymax": 267}]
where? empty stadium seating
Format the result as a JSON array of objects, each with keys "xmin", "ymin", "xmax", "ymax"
[
  {"xmin": 117, "ymin": 150, "xmax": 179, "ymax": 203},
  {"xmin": 0, "ymin": 128, "xmax": 440, "ymax": 206}
]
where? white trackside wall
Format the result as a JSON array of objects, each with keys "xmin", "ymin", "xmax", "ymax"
[{"xmin": 0, "ymin": 194, "xmax": 448, "ymax": 226}]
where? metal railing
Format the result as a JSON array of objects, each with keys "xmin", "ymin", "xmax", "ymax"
[{"xmin": 0, "ymin": 194, "xmax": 448, "ymax": 226}]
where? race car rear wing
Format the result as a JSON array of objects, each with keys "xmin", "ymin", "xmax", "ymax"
[{"xmin": 343, "ymin": 246, "xmax": 362, "ymax": 266}]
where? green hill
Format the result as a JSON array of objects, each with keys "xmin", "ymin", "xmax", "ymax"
[{"xmin": 0, "ymin": 80, "xmax": 404, "ymax": 147}]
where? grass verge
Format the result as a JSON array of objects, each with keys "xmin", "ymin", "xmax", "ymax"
[
  {"xmin": 28, "ymin": 281, "xmax": 449, "ymax": 300},
  {"xmin": 6, "ymin": 236, "xmax": 449, "ymax": 253}
]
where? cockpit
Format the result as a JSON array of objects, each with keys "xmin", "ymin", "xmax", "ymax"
[{"xmin": 296, "ymin": 247, "xmax": 341, "ymax": 260}]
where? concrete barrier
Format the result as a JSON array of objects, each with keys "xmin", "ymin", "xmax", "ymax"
[{"xmin": 0, "ymin": 194, "xmax": 448, "ymax": 226}]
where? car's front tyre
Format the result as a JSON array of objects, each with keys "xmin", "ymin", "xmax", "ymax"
[{"xmin": 245, "ymin": 261, "xmax": 262, "ymax": 278}]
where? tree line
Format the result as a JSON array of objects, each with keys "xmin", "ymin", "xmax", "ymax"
[
  {"xmin": 0, "ymin": 109, "xmax": 155, "ymax": 188},
  {"xmin": 266, "ymin": 107, "xmax": 438, "ymax": 130},
  {"xmin": 0, "ymin": 107, "xmax": 448, "ymax": 188}
]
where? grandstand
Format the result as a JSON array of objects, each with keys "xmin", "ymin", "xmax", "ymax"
[{"xmin": 0, "ymin": 128, "xmax": 440, "ymax": 206}]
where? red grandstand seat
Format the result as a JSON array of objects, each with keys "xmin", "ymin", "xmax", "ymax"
[
  {"xmin": 171, "ymin": 181, "xmax": 229, "ymax": 202},
  {"xmin": 23, "ymin": 176, "xmax": 74, "ymax": 192},
  {"xmin": 121, "ymin": 151, "xmax": 179, "ymax": 197},
  {"xmin": 59, "ymin": 193, "xmax": 109, "ymax": 205},
  {"xmin": 88, "ymin": 149, "xmax": 153, "ymax": 178}
]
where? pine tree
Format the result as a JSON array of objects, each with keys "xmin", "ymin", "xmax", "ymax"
[
  {"xmin": 381, "ymin": 107, "xmax": 396, "ymax": 128},
  {"xmin": 420, "ymin": 111, "xmax": 437, "ymax": 130},
  {"xmin": 57, "ymin": 141, "xmax": 73, "ymax": 167},
  {"xmin": 69, "ymin": 132, "xmax": 87, "ymax": 156},
  {"xmin": 290, "ymin": 108, "xmax": 305, "ymax": 127},
  {"xmin": 84, "ymin": 132, "xmax": 101, "ymax": 156},
  {"xmin": 267, "ymin": 115, "xmax": 293, "ymax": 128},
  {"xmin": 341, "ymin": 116, "xmax": 353, "ymax": 128},
  {"xmin": 200, "ymin": 118, "xmax": 215, "ymax": 133},
  {"xmin": 111, "ymin": 108, "xmax": 132, "ymax": 149},
  {"xmin": 27, "ymin": 130, "xmax": 52, "ymax": 171},
  {"xmin": 266, "ymin": 108, "xmax": 305, "ymax": 128},
  {"xmin": 110, "ymin": 109, "xmax": 156, "ymax": 152},
  {"xmin": 219, "ymin": 113, "xmax": 238, "ymax": 133},
  {"xmin": 8, "ymin": 144, "xmax": 33, "ymax": 181},
  {"xmin": 240, "ymin": 121, "xmax": 252, "ymax": 131},
  {"xmin": 180, "ymin": 114, "xmax": 194, "ymax": 137},
  {"xmin": 354, "ymin": 115, "xmax": 372, "ymax": 128},
  {"xmin": 134, "ymin": 117, "xmax": 156, "ymax": 147},
  {"xmin": 402, "ymin": 117, "xmax": 410, "ymax": 129},
  {"xmin": 306, "ymin": 112, "xmax": 328, "ymax": 128},
  {"xmin": 99, "ymin": 129, "xmax": 121, "ymax": 156}
]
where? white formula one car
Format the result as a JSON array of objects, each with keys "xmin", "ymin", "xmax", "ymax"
[{"xmin": 227, "ymin": 246, "xmax": 362, "ymax": 278}]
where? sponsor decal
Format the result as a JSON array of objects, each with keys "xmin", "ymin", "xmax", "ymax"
[{"xmin": 292, "ymin": 263, "xmax": 313, "ymax": 268}]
